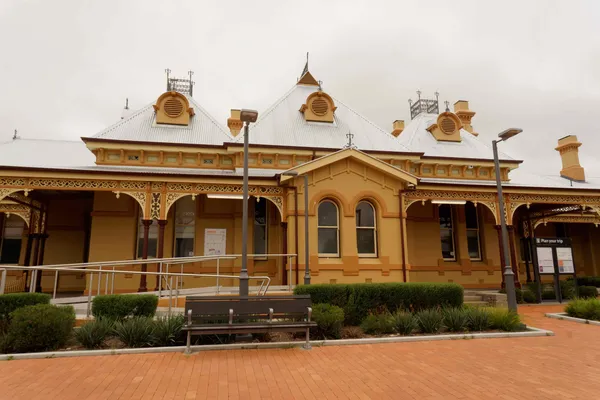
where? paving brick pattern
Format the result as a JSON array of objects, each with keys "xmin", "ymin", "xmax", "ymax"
[{"xmin": 1, "ymin": 305, "xmax": 599, "ymax": 399}]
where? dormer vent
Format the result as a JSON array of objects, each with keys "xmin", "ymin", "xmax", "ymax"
[{"xmin": 153, "ymin": 91, "xmax": 195, "ymax": 126}]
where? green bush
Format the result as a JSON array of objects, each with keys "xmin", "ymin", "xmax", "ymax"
[
  {"xmin": 152, "ymin": 315, "xmax": 185, "ymax": 346},
  {"xmin": 488, "ymin": 309, "xmax": 522, "ymax": 332},
  {"xmin": 522, "ymin": 289, "xmax": 537, "ymax": 304},
  {"xmin": 0, "ymin": 293, "xmax": 51, "ymax": 331},
  {"xmin": 575, "ymin": 276, "xmax": 600, "ymax": 288},
  {"xmin": 74, "ymin": 318, "xmax": 114, "ymax": 349},
  {"xmin": 560, "ymin": 280, "xmax": 576, "ymax": 300},
  {"xmin": 415, "ymin": 309, "xmax": 444, "ymax": 334},
  {"xmin": 565, "ymin": 298, "xmax": 600, "ymax": 320},
  {"xmin": 113, "ymin": 317, "xmax": 155, "ymax": 347},
  {"xmin": 92, "ymin": 294, "xmax": 158, "ymax": 321},
  {"xmin": 6, "ymin": 304, "xmax": 75, "ymax": 353},
  {"xmin": 392, "ymin": 311, "xmax": 417, "ymax": 335},
  {"xmin": 466, "ymin": 308, "xmax": 491, "ymax": 331},
  {"xmin": 311, "ymin": 303, "xmax": 345, "ymax": 339},
  {"xmin": 443, "ymin": 308, "xmax": 468, "ymax": 332},
  {"xmin": 295, "ymin": 283, "xmax": 463, "ymax": 325},
  {"xmin": 360, "ymin": 313, "xmax": 395, "ymax": 335},
  {"xmin": 578, "ymin": 286, "xmax": 598, "ymax": 299},
  {"xmin": 499, "ymin": 288, "xmax": 523, "ymax": 304}
]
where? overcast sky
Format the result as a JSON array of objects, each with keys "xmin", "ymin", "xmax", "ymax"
[{"xmin": 1, "ymin": 0, "xmax": 600, "ymax": 175}]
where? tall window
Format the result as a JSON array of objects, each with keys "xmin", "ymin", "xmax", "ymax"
[
  {"xmin": 253, "ymin": 199, "xmax": 268, "ymax": 257},
  {"xmin": 465, "ymin": 202, "xmax": 481, "ymax": 260},
  {"xmin": 137, "ymin": 216, "xmax": 158, "ymax": 258},
  {"xmin": 439, "ymin": 205, "xmax": 455, "ymax": 260},
  {"xmin": 0, "ymin": 214, "xmax": 25, "ymax": 264},
  {"xmin": 174, "ymin": 196, "xmax": 196, "ymax": 257},
  {"xmin": 318, "ymin": 200, "xmax": 339, "ymax": 257},
  {"xmin": 356, "ymin": 201, "xmax": 377, "ymax": 256}
]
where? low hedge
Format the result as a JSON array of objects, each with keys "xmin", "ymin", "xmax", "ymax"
[
  {"xmin": 565, "ymin": 298, "xmax": 600, "ymax": 321},
  {"xmin": 0, "ymin": 293, "xmax": 51, "ymax": 331},
  {"xmin": 91, "ymin": 294, "xmax": 158, "ymax": 320},
  {"xmin": 575, "ymin": 277, "xmax": 600, "ymax": 288},
  {"xmin": 578, "ymin": 286, "xmax": 598, "ymax": 299},
  {"xmin": 311, "ymin": 303, "xmax": 344, "ymax": 339},
  {"xmin": 295, "ymin": 283, "xmax": 463, "ymax": 325},
  {"xmin": 4, "ymin": 304, "xmax": 75, "ymax": 353}
]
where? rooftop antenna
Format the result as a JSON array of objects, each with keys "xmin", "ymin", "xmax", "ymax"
[
  {"xmin": 435, "ymin": 91, "xmax": 439, "ymax": 103},
  {"xmin": 318, "ymin": 80, "xmax": 323, "ymax": 91},
  {"xmin": 444, "ymin": 100, "xmax": 450, "ymax": 112},
  {"xmin": 125, "ymin": 98, "xmax": 129, "ymax": 110},
  {"xmin": 12, "ymin": 129, "xmax": 18, "ymax": 140},
  {"xmin": 188, "ymin": 70, "xmax": 195, "ymax": 97},
  {"xmin": 121, "ymin": 98, "xmax": 130, "ymax": 120},
  {"xmin": 417, "ymin": 90, "xmax": 422, "ymax": 101},
  {"xmin": 165, "ymin": 68, "xmax": 171, "ymax": 91}
]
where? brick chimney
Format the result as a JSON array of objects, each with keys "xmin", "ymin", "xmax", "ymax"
[
  {"xmin": 227, "ymin": 109, "xmax": 243, "ymax": 137},
  {"xmin": 391, "ymin": 120, "xmax": 404, "ymax": 137},
  {"xmin": 453, "ymin": 100, "xmax": 478, "ymax": 136},
  {"xmin": 555, "ymin": 135, "xmax": 585, "ymax": 182}
]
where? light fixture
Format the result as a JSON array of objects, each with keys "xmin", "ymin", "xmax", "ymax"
[
  {"xmin": 240, "ymin": 109, "xmax": 259, "ymax": 123},
  {"xmin": 498, "ymin": 128, "xmax": 522, "ymax": 142},
  {"xmin": 431, "ymin": 200, "xmax": 466, "ymax": 205},
  {"xmin": 206, "ymin": 194, "xmax": 243, "ymax": 200}
]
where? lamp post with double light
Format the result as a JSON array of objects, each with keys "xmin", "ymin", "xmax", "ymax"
[
  {"xmin": 493, "ymin": 128, "xmax": 523, "ymax": 313},
  {"xmin": 239, "ymin": 109, "xmax": 259, "ymax": 297},
  {"xmin": 281, "ymin": 171, "xmax": 310, "ymax": 285}
]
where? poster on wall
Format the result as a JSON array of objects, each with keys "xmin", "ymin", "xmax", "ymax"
[
  {"xmin": 556, "ymin": 247, "xmax": 575, "ymax": 273},
  {"xmin": 536, "ymin": 247, "xmax": 555, "ymax": 274},
  {"xmin": 204, "ymin": 229, "xmax": 227, "ymax": 256}
]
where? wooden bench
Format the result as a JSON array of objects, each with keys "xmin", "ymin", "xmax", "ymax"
[{"xmin": 182, "ymin": 295, "xmax": 316, "ymax": 353}]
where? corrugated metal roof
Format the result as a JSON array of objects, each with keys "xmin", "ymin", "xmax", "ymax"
[
  {"xmin": 88, "ymin": 94, "xmax": 233, "ymax": 145},
  {"xmin": 235, "ymin": 84, "xmax": 412, "ymax": 153},
  {"xmin": 0, "ymin": 139, "xmax": 96, "ymax": 168},
  {"xmin": 396, "ymin": 113, "xmax": 514, "ymax": 161},
  {"xmin": 421, "ymin": 174, "xmax": 600, "ymax": 190}
]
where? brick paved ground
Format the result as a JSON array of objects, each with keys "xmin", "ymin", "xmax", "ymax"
[{"xmin": 1, "ymin": 305, "xmax": 599, "ymax": 400}]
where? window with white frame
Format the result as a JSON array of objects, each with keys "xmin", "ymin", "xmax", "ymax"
[
  {"xmin": 439, "ymin": 205, "xmax": 455, "ymax": 261},
  {"xmin": 356, "ymin": 201, "xmax": 377, "ymax": 256},
  {"xmin": 136, "ymin": 216, "xmax": 158, "ymax": 258},
  {"xmin": 0, "ymin": 214, "xmax": 25, "ymax": 264},
  {"xmin": 253, "ymin": 199, "xmax": 268, "ymax": 257},
  {"xmin": 174, "ymin": 196, "xmax": 196, "ymax": 257},
  {"xmin": 465, "ymin": 202, "xmax": 481, "ymax": 260},
  {"xmin": 318, "ymin": 200, "xmax": 339, "ymax": 256}
]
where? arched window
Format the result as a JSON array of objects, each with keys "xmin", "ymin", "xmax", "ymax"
[
  {"xmin": 318, "ymin": 200, "xmax": 339, "ymax": 257},
  {"xmin": 356, "ymin": 201, "xmax": 377, "ymax": 256}
]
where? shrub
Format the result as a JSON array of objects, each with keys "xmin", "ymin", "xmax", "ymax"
[
  {"xmin": 488, "ymin": 308, "xmax": 522, "ymax": 332},
  {"xmin": 341, "ymin": 326, "xmax": 364, "ymax": 339},
  {"xmin": 151, "ymin": 315, "xmax": 185, "ymax": 346},
  {"xmin": 113, "ymin": 317, "xmax": 155, "ymax": 347},
  {"xmin": 392, "ymin": 311, "xmax": 417, "ymax": 335},
  {"xmin": 74, "ymin": 318, "xmax": 114, "ymax": 349},
  {"xmin": 565, "ymin": 298, "xmax": 600, "ymax": 321},
  {"xmin": 295, "ymin": 283, "xmax": 463, "ymax": 325},
  {"xmin": 360, "ymin": 313, "xmax": 395, "ymax": 335},
  {"xmin": 311, "ymin": 303, "xmax": 345, "ymax": 339},
  {"xmin": 0, "ymin": 293, "xmax": 51, "ymax": 331},
  {"xmin": 522, "ymin": 289, "xmax": 537, "ymax": 304},
  {"xmin": 466, "ymin": 308, "xmax": 491, "ymax": 331},
  {"xmin": 560, "ymin": 280, "xmax": 576, "ymax": 300},
  {"xmin": 443, "ymin": 308, "xmax": 468, "ymax": 332},
  {"xmin": 578, "ymin": 286, "xmax": 598, "ymax": 299},
  {"xmin": 575, "ymin": 276, "xmax": 600, "ymax": 288},
  {"xmin": 92, "ymin": 294, "xmax": 158, "ymax": 321},
  {"xmin": 7, "ymin": 304, "xmax": 75, "ymax": 353},
  {"xmin": 415, "ymin": 309, "xmax": 444, "ymax": 334}
]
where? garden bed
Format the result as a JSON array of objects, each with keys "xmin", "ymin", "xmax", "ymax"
[
  {"xmin": 545, "ymin": 297, "xmax": 600, "ymax": 325},
  {"xmin": 545, "ymin": 313, "xmax": 600, "ymax": 326}
]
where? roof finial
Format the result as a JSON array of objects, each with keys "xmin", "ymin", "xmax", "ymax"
[
  {"xmin": 435, "ymin": 91, "xmax": 439, "ymax": 102},
  {"xmin": 301, "ymin": 52, "xmax": 309, "ymax": 77},
  {"xmin": 318, "ymin": 80, "xmax": 323, "ymax": 91},
  {"xmin": 12, "ymin": 129, "xmax": 18, "ymax": 140},
  {"xmin": 344, "ymin": 131, "xmax": 355, "ymax": 149},
  {"xmin": 124, "ymin": 98, "xmax": 129, "ymax": 110},
  {"xmin": 417, "ymin": 90, "xmax": 422, "ymax": 100},
  {"xmin": 444, "ymin": 100, "xmax": 450, "ymax": 112},
  {"xmin": 188, "ymin": 70, "xmax": 195, "ymax": 97}
]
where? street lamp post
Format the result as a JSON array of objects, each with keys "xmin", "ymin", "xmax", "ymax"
[
  {"xmin": 239, "ymin": 109, "xmax": 259, "ymax": 297},
  {"xmin": 282, "ymin": 171, "xmax": 310, "ymax": 285},
  {"xmin": 493, "ymin": 128, "xmax": 522, "ymax": 313}
]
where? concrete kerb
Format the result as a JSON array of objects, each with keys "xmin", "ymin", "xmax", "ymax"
[
  {"xmin": 0, "ymin": 326, "xmax": 554, "ymax": 361},
  {"xmin": 545, "ymin": 312, "xmax": 600, "ymax": 326}
]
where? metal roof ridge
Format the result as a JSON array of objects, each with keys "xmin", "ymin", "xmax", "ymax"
[
  {"xmin": 91, "ymin": 101, "xmax": 155, "ymax": 138},
  {"xmin": 185, "ymin": 95, "xmax": 233, "ymax": 141}
]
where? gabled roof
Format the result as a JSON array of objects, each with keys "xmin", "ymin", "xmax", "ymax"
[
  {"xmin": 279, "ymin": 147, "xmax": 418, "ymax": 186},
  {"xmin": 235, "ymin": 84, "xmax": 413, "ymax": 153},
  {"xmin": 85, "ymin": 94, "xmax": 233, "ymax": 145},
  {"xmin": 396, "ymin": 113, "xmax": 515, "ymax": 161}
]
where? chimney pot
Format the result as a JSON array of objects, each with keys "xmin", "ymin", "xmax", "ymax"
[
  {"xmin": 392, "ymin": 120, "xmax": 405, "ymax": 137},
  {"xmin": 555, "ymin": 135, "xmax": 585, "ymax": 182},
  {"xmin": 227, "ymin": 109, "xmax": 243, "ymax": 137}
]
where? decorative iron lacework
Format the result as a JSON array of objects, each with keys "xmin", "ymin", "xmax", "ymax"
[
  {"xmin": 533, "ymin": 215, "xmax": 600, "ymax": 229},
  {"xmin": 0, "ymin": 204, "xmax": 31, "ymax": 227},
  {"xmin": 402, "ymin": 190, "xmax": 500, "ymax": 223},
  {"xmin": 119, "ymin": 181, "xmax": 148, "ymax": 190},
  {"xmin": 151, "ymin": 182, "xmax": 163, "ymax": 190},
  {"xmin": 0, "ymin": 178, "xmax": 27, "ymax": 187},
  {"xmin": 150, "ymin": 193, "xmax": 161, "ymax": 220},
  {"xmin": 507, "ymin": 194, "xmax": 600, "ymax": 222},
  {"xmin": 261, "ymin": 196, "xmax": 284, "ymax": 218}
]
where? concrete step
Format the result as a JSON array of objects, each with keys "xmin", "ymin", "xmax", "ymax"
[
  {"xmin": 465, "ymin": 301, "xmax": 489, "ymax": 307},
  {"xmin": 464, "ymin": 295, "xmax": 483, "ymax": 301}
]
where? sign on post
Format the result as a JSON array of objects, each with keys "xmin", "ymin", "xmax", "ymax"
[{"xmin": 532, "ymin": 237, "xmax": 577, "ymax": 303}]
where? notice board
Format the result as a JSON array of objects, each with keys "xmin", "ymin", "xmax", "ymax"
[{"xmin": 204, "ymin": 229, "xmax": 227, "ymax": 256}]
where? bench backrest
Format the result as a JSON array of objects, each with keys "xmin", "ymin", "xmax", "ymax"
[{"xmin": 184, "ymin": 295, "xmax": 312, "ymax": 324}]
